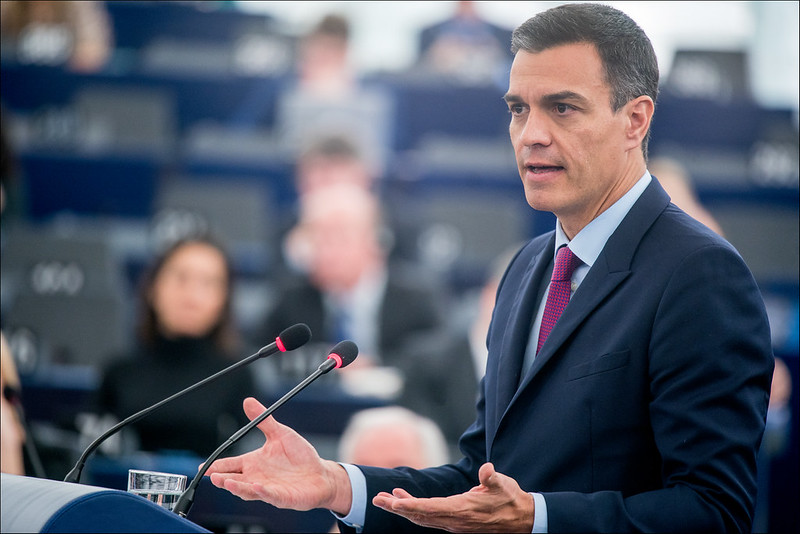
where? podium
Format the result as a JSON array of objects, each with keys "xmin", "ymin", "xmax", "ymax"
[{"xmin": 1, "ymin": 474, "xmax": 209, "ymax": 533}]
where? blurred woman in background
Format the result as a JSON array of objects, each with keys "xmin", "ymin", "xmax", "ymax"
[{"xmin": 97, "ymin": 236, "xmax": 255, "ymax": 458}]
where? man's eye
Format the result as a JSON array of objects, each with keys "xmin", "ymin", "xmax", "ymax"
[
  {"xmin": 508, "ymin": 104, "xmax": 525, "ymax": 115},
  {"xmin": 555, "ymin": 103, "xmax": 571, "ymax": 114}
]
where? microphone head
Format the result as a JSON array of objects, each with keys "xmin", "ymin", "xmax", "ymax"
[
  {"xmin": 276, "ymin": 323, "xmax": 312, "ymax": 352},
  {"xmin": 327, "ymin": 340, "xmax": 359, "ymax": 369}
]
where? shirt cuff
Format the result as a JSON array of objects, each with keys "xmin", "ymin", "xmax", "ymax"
[
  {"xmin": 532, "ymin": 492, "xmax": 548, "ymax": 533},
  {"xmin": 330, "ymin": 463, "xmax": 367, "ymax": 531}
]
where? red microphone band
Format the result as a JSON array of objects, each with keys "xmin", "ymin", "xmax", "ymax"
[
  {"xmin": 276, "ymin": 336, "xmax": 287, "ymax": 352},
  {"xmin": 328, "ymin": 353, "xmax": 344, "ymax": 369}
]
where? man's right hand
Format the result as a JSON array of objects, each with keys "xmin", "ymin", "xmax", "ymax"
[{"xmin": 204, "ymin": 397, "xmax": 353, "ymax": 515}]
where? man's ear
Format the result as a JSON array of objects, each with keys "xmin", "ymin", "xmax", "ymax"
[{"xmin": 625, "ymin": 95, "xmax": 655, "ymax": 151}]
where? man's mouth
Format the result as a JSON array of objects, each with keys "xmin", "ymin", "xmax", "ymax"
[{"xmin": 527, "ymin": 165, "xmax": 564, "ymax": 174}]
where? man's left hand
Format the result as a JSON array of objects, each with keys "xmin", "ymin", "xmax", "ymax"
[{"xmin": 372, "ymin": 462, "xmax": 534, "ymax": 533}]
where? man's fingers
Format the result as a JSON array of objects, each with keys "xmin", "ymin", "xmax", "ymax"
[
  {"xmin": 204, "ymin": 455, "xmax": 242, "ymax": 475},
  {"xmin": 373, "ymin": 488, "xmax": 415, "ymax": 510},
  {"xmin": 478, "ymin": 462, "xmax": 498, "ymax": 488},
  {"xmin": 391, "ymin": 487, "xmax": 414, "ymax": 499},
  {"xmin": 212, "ymin": 473, "xmax": 281, "ymax": 505},
  {"xmin": 209, "ymin": 473, "xmax": 266, "ymax": 502},
  {"xmin": 373, "ymin": 490, "xmax": 417, "ymax": 512},
  {"xmin": 219, "ymin": 477, "xmax": 267, "ymax": 502},
  {"xmin": 243, "ymin": 397, "xmax": 286, "ymax": 438},
  {"xmin": 243, "ymin": 397, "xmax": 268, "ymax": 420},
  {"xmin": 209, "ymin": 472, "xmax": 245, "ymax": 489},
  {"xmin": 372, "ymin": 492, "xmax": 394, "ymax": 509}
]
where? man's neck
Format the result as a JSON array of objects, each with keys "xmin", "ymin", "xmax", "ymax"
[{"xmin": 560, "ymin": 162, "xmax": 646, "ymax": 239}]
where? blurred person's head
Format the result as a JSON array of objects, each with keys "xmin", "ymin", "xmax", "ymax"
[
  {"xmin": 454, "ymin": 0, "xmax": 479, "ymax": 19},
  {"xmin": 297, "ymin": 13, "xmax": 353, "ymax": 94},
  {"xmin": 0, "ymin": 0, "xmax": 111, "ymax": 73},
  {"xmin": 649, "ymin": 156, "xmax": 724, "ymax": 236},
  {"xmin": 296, "ymin": 135, "xmax": 374, "ymax": 196},
  {"xmin": 289, "ymin": 184, "xmax": 387, "ymax": 295},
  {"xmin": 137, "ymin": 236, "xmax": 237, "ymax": 355},
  {"xmin": 338, "ymin": 406, "xmax": 449, "ymax": 468}
]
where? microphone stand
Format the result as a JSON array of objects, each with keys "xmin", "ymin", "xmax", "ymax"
[
  {"xmin": 173, "ymin": 358, "xmax": 339, "ymax": 517},
  {"xmin": 65, "ymin": 344, "xmax": 278, "ymax": 484}
]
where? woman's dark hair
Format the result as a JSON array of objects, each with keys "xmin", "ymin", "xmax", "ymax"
[
  {"xmin": 511, "ymin": 3, "xmax": 659, "ymax": 158},
  {"xmin": 136, "ymin": 235, "xmax": 239, "ymax": 356}
]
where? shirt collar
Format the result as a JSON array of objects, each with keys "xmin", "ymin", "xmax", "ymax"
[
  {"xmin": 327, "ymin": 264, "xmax": 388, "ymax": 310},
  {"xmin": 555, "ymin": 171, "xmax": 651, "ymax": 267}
]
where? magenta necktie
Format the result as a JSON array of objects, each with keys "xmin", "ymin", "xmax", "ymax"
[{"xmin": 536, "ymin": 246, "xmax": 581, "ymax": 354}]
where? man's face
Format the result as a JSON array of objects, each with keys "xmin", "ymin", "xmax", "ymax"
[
  {"xmin": 306, "ymin": 205, "xmax": 379, "ymax": 293},
  {"xmin": 505, "ymin": 43, "xmax": 644, "ymax": 237},
  {"xmin": 297, "ymin": 156, "xmax": 371, "ymax": 195}
]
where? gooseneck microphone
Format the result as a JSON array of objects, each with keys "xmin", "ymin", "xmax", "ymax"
[
  {"xmin": 173, "ymin": 340, "xmax": 358, "ymax": 517},
  {"xmin": 63, "ymin": 323, "xmax": 312, "ymax": 484}
]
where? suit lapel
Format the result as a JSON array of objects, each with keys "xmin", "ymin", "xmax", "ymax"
[
  {"xmin": 514, "ymin": 256, "xmax": 629, "ymax": 395},
  {"xmin": 486, "ymin": 236, "xmax": 553, "ymax": 445},
  {"xmin": 500, "ymin": 179, "xmax": 672, "ymax": 420}
]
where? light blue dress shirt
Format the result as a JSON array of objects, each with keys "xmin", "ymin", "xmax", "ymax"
[{"xmin": 335, "ymin": 171, "xmax": 652, "ymax": 533}]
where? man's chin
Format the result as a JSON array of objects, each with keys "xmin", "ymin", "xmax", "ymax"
[{"xmin": 523, "ymin": 190, "xmax": 556, "ymax": 213}]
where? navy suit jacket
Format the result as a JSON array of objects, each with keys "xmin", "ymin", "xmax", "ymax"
[{"xmin": 350, "ymin": 179, "xmax": 773, "ymax": 533}]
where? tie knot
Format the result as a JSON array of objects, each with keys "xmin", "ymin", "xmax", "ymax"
[{"xmin": 552, "ymin": 246, "xmax": 580, "ymax": 282}]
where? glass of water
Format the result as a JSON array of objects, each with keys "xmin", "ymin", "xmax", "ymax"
[{"xmin": 127, "ymin": 469, "xmax": 187, "ymax": 512}]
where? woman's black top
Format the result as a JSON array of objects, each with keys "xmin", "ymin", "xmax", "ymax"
[{"xmin": 98, "ymin": 334, "xmax": 256, "ymax": 457}]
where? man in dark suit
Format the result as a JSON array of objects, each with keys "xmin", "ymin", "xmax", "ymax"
[
  {"xmin": 261, "ymin": 182, "xmax": 445, "ymax": 385},
  {"xmin": 205, "ymin": 4, "xmax": 773, "ymax": 532}
]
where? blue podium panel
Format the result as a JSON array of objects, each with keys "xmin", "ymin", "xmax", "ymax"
[
  {"xmin": 188, "ymin": 478, "xmax": 335, "ymax": 533},
  {"xmin": 83, "ymin": 454, "xmax": 338, "ymax": 533},
  {"xmin": 1, "ymin": 474, "xmax": 209, "ymax": 533}
]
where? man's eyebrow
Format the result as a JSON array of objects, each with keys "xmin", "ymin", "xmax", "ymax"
[
  {"xmin": 503, "ymin": 91, "xmax": 590, "ymax": 105},
  {"xmin": 542, "ymin": 91, "xmax": 589, "ymax": 105}
]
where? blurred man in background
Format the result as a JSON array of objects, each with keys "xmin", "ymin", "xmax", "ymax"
[
  {"xmin": 275, "ymin": 13, "xmax": 393, "ymax": 174},
  {"xmin": 261, "ymin": 183, "xmax": 446, "ymax": 398},
  {"xmin": 338, "ymin": 406, "xmax": 450, "ymax": 470}
]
